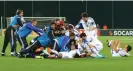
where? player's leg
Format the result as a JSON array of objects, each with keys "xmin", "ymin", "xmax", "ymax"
[
  {"xmin": 89, "ymin": 42, "xmax": 105, "ymax": 58},
  {"xmin": 19, "ymin": 36, "xmax": 28, "ymax": 50},
  {"xmin": 1, "ymin": 27, "xmax": 11, "ymax": 56},
  {"xmin": 19, "ymin": 40, "xmax": 41, "ymax": 56},
  {"xmin": 10, "ymin": 29, "xmax": 17, "ymax": 56}
]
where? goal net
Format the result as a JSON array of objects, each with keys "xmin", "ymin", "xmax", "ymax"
[
  {"xmin": 5, "ymin": 17, "xmax": 66, "ymax": 36},
  {"xmin": 6, "ymin": 17, "xmax": 66, "ymax": 29}
]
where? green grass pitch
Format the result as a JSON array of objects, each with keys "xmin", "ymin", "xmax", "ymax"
[{"xmin": 0, "ymin": 36, "xmax": 133, "ymax": 71}]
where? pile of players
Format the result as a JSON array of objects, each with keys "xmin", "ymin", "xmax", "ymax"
[{"xmin": 1, "ymin": 9, "xmax": 132, "ymax": 59}]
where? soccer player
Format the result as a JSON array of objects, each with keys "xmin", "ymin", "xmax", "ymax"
[
  {"xmin": 107, "ymin": 40, "xmax": 132, "ymax": 57},
  {"xmin": 1, "ymin": 10, "xmax": 24, "ymax": 56},
  {"xmin": 19, "ymin": 22, "xmax": 56, "ymax": 57},
  {"xmin": 65, "ymin": 24, "xmax": 80, "ymax": 40},
  {"xmin": 75, "ymin": 12, "xmax": 97, "ymax": 38},
  {"xmin": 75, "ymin": 12, "xmax": 103, "ymax": 53},
  {"xmin": 77, "ymin": 33, "xmax": 104, "ymax": 58},
  {"xmin": 17, "ymin": 20, "xmax": 44, "ymax": 50}
]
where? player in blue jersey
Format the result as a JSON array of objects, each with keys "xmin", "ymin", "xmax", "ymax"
[
  {"xmin": 1, "ymin": 9, "xmax": 24, "ymax": 56},
  {"xmin": 18, "ymin": 22, "xmax": 56, "ymax": 57},
  {"xmin": 17, "ymin": 20, "xmax": 44, "ymax": 50}
]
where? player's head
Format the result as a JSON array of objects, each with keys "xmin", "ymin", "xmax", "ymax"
[
  {"xmin": 50, "ymin": 22, "xmax": 56, "ymax": 30},
  {"xmin": 60, "ymin": 28, "xmax": 65, "ymax": 36},
  {"xmin": 64, "ymin": 21, "xmax": 69, "ymax": 29},
  {"xmin": 81, "ymin": 12, "xmax": 88, "ymax": 22},
  {"xmin": 70, "ymin": 44, "xmax": 77, "ymax": 50},
  {"xmin": 32, "ymin": 20, "xmax": 37, "ymax": 26},
  {"xmin": 58, "ymin": 53, "xmax": 63, "ymax": 58},
  {"xmin": 16, "ymin": 9, "xmax": 23, "ymax": 16},
  {"xmin": 68, "ymin": 24, "xmax": 74, "ymax": 32},
  {"xmin": 80, "ymin": 33, "xmax": 87, "ymax": 40},
  {"xmin": 55, "ymin": 18, "xmax": 60, "ymax": 25},
  {"xmin": 124, "ymin": 45, "xmax": 132, "ymax": 52}
]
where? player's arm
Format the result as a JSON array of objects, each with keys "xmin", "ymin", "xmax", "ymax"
[
  {"xmin": 17, "ymin": 17, "xmax": 23, "ymax": 27},
  {"xmin": 27, "ymin": 24, "xmax": 44, "ymax": 35},
  {"xmin": 90, "ymin": 18, "xmax": 97, "ymax": 31},
  {"xmin": 75, "ymin": 19, "xmax": 83, "ymax": 29}
]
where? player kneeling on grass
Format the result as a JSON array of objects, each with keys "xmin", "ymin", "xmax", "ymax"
[
  {"xmin": 77, "ymin": 33, "xmax": 105, "ymax": 58},
  {"xmin": 107, "ymin": 40, "xmax": 132, "ymax": 57}
]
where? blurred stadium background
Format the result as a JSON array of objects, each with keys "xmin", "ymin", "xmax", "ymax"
[
  {"xmin": 0, "ymin": 1, "xmax": 133, "ymax": 71},
  {"xmin": 0, "ymin": 1, "xmax": 133, "ymax": 36}
]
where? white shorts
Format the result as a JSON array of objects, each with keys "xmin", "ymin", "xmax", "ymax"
[{"xmin": 89, "ymin": 39, "xmax": 103, "ymax": 51}]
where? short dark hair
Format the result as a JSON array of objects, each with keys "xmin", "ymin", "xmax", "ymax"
[
  {"xmin": 31, "ymin": 20, "xmax": 37, "ymax": 23},
  {"xmin": 55, "ymin": 18, "xmax": 60, "ymax": 21},
  {"xmin": 68, "ymin": 25, "xmax": 74, "ymax": 30},
  {"xmin": 127, "ymin": 45, "xmax": 132, "ymax": 52},
  {"xmin": 50, "ymin": 22, "xmax": 56, "ymax": 25},
  {"xmin": 80, "ymin": 33, "xmax": 86, "ymax": 38},
  {"xmin": 81, "ymin": 12, "xmax": 88, "ymax": 17},
  {"xmin": 16, "ymin": 9, "xmax": 23, "ymax": 15}
]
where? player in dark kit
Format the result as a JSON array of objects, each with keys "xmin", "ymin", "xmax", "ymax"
[{"xmin": 1, "ymin": 10, "xmax": 24, "ymax": 56}]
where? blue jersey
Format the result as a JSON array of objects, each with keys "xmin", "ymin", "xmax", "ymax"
[
  {"xmin": 9, "ymin": 15, "xmax": 24, "ymax": 31},
  {"xmin": 56, "ymin": 36, "xmax": 70, "ymax": 52},
  {"xmin": 17, "ymin": 22, "xmax": 44, "ymax": 38},
  {"xmin": 37, "ymin": 32, "xmax": 50, "ymax": 47},
  {"xmin": 10, "ymin": 15, "xmax": 19, "ymax": 27}
]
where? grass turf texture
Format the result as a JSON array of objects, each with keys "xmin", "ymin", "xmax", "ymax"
[{"xmin": 0, "ymin": 36, "xmax": 133, "ymax": 71}]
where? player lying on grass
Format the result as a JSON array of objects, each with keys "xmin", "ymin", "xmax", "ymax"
[
  {"xmin": 106, "ymin": 40, "xmax": 132, "ymax": 57},
  {"xmin": 77, "ymin": 33, "xmax": 105, "ymax": 58}
]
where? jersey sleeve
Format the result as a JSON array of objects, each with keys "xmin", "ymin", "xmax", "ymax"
[
  {"xmin": 75, "ymin": 19, "xmax": 83, "ymax": 29},
  {"xmin": 89, "ymin": 17, "xmax": 96, "ymax": 27},
  {"xmin": 26, "ymin": 23, "xmax": 44, "ymax": 34}
]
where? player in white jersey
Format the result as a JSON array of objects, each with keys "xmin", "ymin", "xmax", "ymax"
[
  {"xmin": 75, "ymin": 12, "xmax": 97, "ymax": 38},
  {"xmin": 58, "ymin": 42, "xmax": 78, "ymax": 59},
  {"xmin": 107, "ymin": 40, "xmax": 132, "ymax": 57},
  {"xmin": 77, "ymin": 33, "xmax": 105, "ymax": 58},
  {"xmin": 65, "ymin": 24, "xmax": 80, "ymax": 40},
  {"xmin": 75, "ymin": 12, "xmax": 103, "ymax": 50}
]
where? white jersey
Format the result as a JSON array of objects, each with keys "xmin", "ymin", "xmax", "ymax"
[
  {"xmin": 111, "ymin": 48, "xmax": 130, "ymax": 57},
  {"xmin": 108, "ymin": 41, "xmax": 130, "ymax": 57},
  {"xmin": 59, "ymin": 50, "xmax": 77, "ymax": 59},
  {"xmin": 65, "ymin": 29, "xmax": 80, "ymax": 40},
  {"xmin": 75, "ymin": 17, "xmax": 97, "ymax": 37}
]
